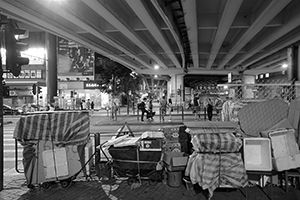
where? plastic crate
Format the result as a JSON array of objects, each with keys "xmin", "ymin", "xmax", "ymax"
[{"xmin": 243, "ymin": 138, "xmax": 272, "ymax": 171}]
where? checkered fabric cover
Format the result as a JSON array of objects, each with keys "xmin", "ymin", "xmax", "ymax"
[
  {"xmin": 238, "ymin": 99, "xmax": 288, "ymax": 137},
  {"xmin": 13, "ymin": 111, "xmax": 90, "ymax": 145},
  {"xmin": 191, "ymin": 132, "xmax": 242, "ymax": 153}
]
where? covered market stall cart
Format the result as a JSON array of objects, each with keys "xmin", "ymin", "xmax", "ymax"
[{"xmin": 13, "ymin": 111, "xmax": 91, "ymax": 189}]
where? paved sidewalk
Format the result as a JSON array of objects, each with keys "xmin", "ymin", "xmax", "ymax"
[
  {"xmin": 2, "ymin": 110, "xmax": 300, "ymax": 200},
  {"xmin": 2, "ymin": 170, "xmax": 300, "ymax": 200}
]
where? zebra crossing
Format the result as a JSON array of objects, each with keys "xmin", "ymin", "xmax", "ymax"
[{"xmin": 4, "ymin": 125, "xmax": 23, "ymax": 173}]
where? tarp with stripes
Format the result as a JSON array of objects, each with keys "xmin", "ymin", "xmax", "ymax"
[
  {"xmin": 13, "ymin": 111, "xmax": 90, "ymax": 145},
  {"xmin": 185, "ymin": 132, "xmax": 248, "ymax": 198}
]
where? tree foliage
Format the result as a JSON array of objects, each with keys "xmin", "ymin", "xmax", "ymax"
[{"xmin": 95, "ymin": 55, "xmax": 143, "ymax": 97}]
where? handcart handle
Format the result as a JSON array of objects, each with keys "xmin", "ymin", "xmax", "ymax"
[{"xmin": 96, "ymin": 143, "xmax": 110, "ymax": 161}]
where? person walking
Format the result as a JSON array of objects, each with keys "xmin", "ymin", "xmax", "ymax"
[
  {"xmin": 139, "ymin": 98, "xmax": 149, "ymax": 122},
  {"xmin": 91, "ymin": 101, "xmax": 94, "ymax": 110},
  {"xmin": 207, "ymin": 98, "xmax": 213, "ymax": 121},
  {"xmin": 81, "ymin": 100, "xmax": 86, "ymax": 110},
  {"xmin": 147, "ymin": 99, "xmax": 154, "ymax": 121},
  {"xmin": 86, "ymin": 99, "xmax": 91, "ymax": 110},
  {"xmin": 168, "ymin": 98, "xmax": 173, "ymax": 121},
  {"xmin": 214, "ymin": 97, "xmax": 223, "ymax": 120},
  {"xmin": 193, "ymin": 94, "xmax": 199, "ymax": 120},
  {"xmin": 160, "ymin": 96, "xmax": 168, "ymax": 122}
]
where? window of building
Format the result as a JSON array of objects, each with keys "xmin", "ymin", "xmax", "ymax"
[
  {"xmin": 31, "ymin": 70, "xmax": 36, "ymax": 78},
  {"xmin": 36, "ymin": 70, "xmax": 42, "ymax": 78},
  {"xmin": 24, "ymin": 70, "xmax": 30, "ymax": 78}
]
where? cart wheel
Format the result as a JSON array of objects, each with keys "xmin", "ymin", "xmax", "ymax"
[
  {"xmin": 41, "ymin": 182, "xmax": 51, "ymax": 189},
  {"xmin": 60, "ymin": 179, "xmax": 72, "ymax": 188},
  {"xmin": 127, "ymin": 177, "xmax": 137, "ymax": 186},
  {"xmin": 148, "ymin": 179, "xmax": 158, "ymax": 186}
]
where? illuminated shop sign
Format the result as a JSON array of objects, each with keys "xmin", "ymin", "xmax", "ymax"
[
  {"xmin": 84, "ymin": 81, "xmax": 99, "ymax": 89},
  {"xmin": 1, "ymin": 47, "xmax": 46, "ymax": 65}
]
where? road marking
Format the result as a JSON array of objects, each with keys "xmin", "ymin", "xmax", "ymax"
[
  {"xmin": 4, "ymin": 149, "xmax": 22, "ymax": 153},
  {"xmin": 4, "ymin": 157, "xmax": 23, "ymax": 162},
  {"xmin": 4, "ymin": 143, "xmax": 19, "ymax": 147},
  {"xmin": 4, "ymin": 139, "xmax": 15, "ymax": 142}
]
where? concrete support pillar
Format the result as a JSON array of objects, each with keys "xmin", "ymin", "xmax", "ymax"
[
  {"xmin": 242, "ymin": 74, "xmax": 255, "ymax": 99},
  {"xmin": 168, "ymin": 74, "xmax": 184, "ymax": 105},
  {"xmin": 287, "ymin": 46, "xmax": 300, "ymax": 81},
  {"xmin": 45, "ymin": 33, "xmax": 58, "ymax": 104},
  {"xmin": 287, "ymin": 46, "xmax": 300, "ymax": 99}
]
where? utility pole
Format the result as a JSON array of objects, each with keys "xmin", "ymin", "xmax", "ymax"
[
  {"xmin": 0, "ymin": 46, "xmax": 3, "ymax": 192},
  {"xmin": 0, "ymin": 17, "xmax": 4, "ymax": 192},
  {"xmin": 0, "ymin": 16, "xmax": 29, "ymax": 191}
]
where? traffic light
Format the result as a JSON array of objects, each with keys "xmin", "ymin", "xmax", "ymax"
[
  {"xmin": 2, "ymin": 84, "xmax": 9, "ymax": 98},
  {"xmin": 5, "ymin": 19, "xmax": 29, "ymax": 77},
  {"xmin": 37, "ymin": 86, "xmax": 42, "ymax": 94},
  {"xmin": 32, "ymin": 84, "xmax": 36, "ymax": 95}
]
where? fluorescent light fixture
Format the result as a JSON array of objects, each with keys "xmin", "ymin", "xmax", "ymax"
[
  {"xmin": 260, "ymin": 74, "xmax": 264, "ymax": 79},
  {"xmin": 265, "ymin": 73, "xmax": 269, "ymax": 78}
]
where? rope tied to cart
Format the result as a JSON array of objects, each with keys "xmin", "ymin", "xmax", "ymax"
[{"xmin": 112, "ymin": 159, "xmax": 159, "ymax": 164}]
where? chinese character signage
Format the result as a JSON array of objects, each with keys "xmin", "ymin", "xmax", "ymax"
[{"xmin": 84, "ymin": 81, "xmax": 100, "ymax": 89}]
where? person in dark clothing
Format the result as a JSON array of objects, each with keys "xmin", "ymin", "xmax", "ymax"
[
  {"xmin": 207, "ymin": 98, "xmax": 213, "ymax": 121},
  {"xmin": 139, "ymin": 98, "xmax": 149, "ymax": 122},
  {"xmin": 193, "ymin": 94, "xmax": 199, "ymax": 120},
  {"xmin": 91, "ymin": 101, "xmax": 94, "ymax": 110},
  {"xmin": 146, "ymin": 99, "xmax": 155, "ymax": 121}
]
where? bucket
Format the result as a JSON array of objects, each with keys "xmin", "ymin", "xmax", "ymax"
[{"xmin": 167, "ymin": 171, "xmax": 182, "ymax": 187}]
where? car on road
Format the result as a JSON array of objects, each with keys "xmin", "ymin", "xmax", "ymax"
[{"xmin": 3, "ymin": 104, "xmax": 22, "ymax": 115}]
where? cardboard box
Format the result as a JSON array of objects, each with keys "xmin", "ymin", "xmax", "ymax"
[
  {"xmin": 162, "ymin": 126, "xmax": 180, "ymax": 142},
  {"xmin": 269, "ymin": 129, "xmax": 300, "ymax": 171},
  {"xmin": 272, "ymin": 154, "xmax": 300, "ymax": 171},
  {"xmin": 140, "ymin": 139, "xmax": 162, "ymax": 151},
  {"xmin": 269, "ymin": 129, "xmax": 299, "ymax": 158},
  {"xmin": 288, "ymin": 100, "xmax": 300, "ymax": 131},
  {"xmin": 243, "ymin": 138, "xmax": 272, "ymax": 171},
  {"xmin": 165, "ymin": 141, "xmax": 181, "ymax": 152},
  {"xmin": 42, "ymin": 148, "xmax": 69, "ymax": 179},
  {"xmin": 163, "ymin": 152, "xmax": 188, "ymax": 171},
  {"xmin": 288, "ymin": 100, "xmax": 300, "ymax": 147}
]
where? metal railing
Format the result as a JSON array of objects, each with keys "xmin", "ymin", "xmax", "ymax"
[
  {"xmin": 159, "ymin": 105, "xmax": 184, "ymax": 123},
  {"xmin": 15, "ymin": 139, "xmax": 24, "ymax": 173}
]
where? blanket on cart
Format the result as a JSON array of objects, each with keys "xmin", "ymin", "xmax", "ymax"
[
  {"xmin": 185, "ymin": 132, "xmax": 248, "ymax": 198},
  {"xmin": 13, "ymin": 111, "xmax": 90, "ymax": 145}
]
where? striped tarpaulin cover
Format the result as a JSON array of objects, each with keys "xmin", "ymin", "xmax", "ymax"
[
  {"xmin": 13, "ymin": 111, "xmax": 90, "ymax": 145},
  {"xmin": 191, "ymin": 132, "xmax": 242, "ymax": 153},
  {"xmin": 185, "ymin": 152, "xmax": 248, "ymax": 198},
  {"xmin": 186, "ymin": 132, "xmax": 247, "ymax": 198}
]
